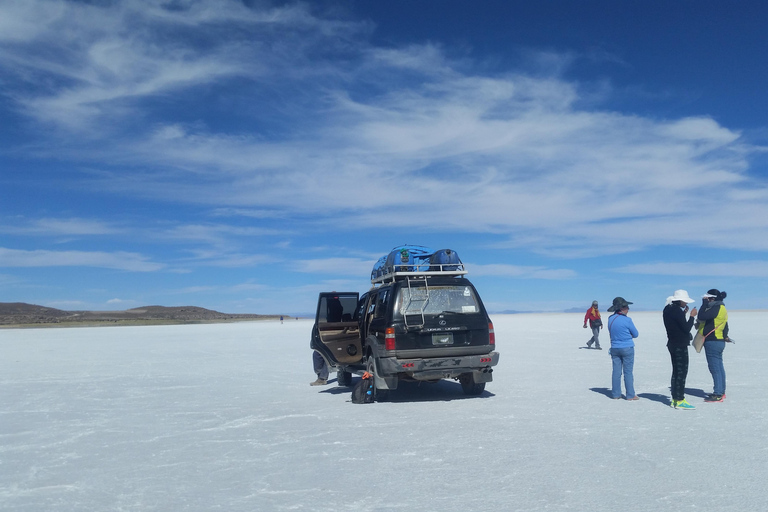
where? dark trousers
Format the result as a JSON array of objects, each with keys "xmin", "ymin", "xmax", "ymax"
[
  {"xmin": 313, "ymin": 351, "xmax": 329, "ymax": 380},
  {"xmin": 668, "ymin": 345, "xmax": 689, "ymax": 401}
]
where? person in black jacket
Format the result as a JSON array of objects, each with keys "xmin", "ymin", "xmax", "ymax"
[
  {"xmin": 663, "ymin": 290, "xmax": 698, "ymax": 409},
  {"xmin": 696, "ymin": 289, "xmax": 730, "ymax": 402}
]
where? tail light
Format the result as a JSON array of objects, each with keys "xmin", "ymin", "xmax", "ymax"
[
  {"xmin": 385, "ymin": 327, "xmax": 396, "ymax": 351},
  {"xmin": 489, "ymin": 322, "xmax": 495, "ymax": 345}
]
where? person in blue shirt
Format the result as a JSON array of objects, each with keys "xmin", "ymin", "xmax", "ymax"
[{"xmin": 607, "ymin": 297, "xmax": 640, "ymax": 400}]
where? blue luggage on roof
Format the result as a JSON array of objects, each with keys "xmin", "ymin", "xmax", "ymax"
[
  {"xmin": 371, "ymin": 245, "xmax": 465, "ymax": 282},
  {"xmin": 371, "ymin": 245, "xmax": 433, "ymax": 281}
]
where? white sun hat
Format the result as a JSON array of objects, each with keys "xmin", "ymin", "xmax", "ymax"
[{"xmin": 666, "ymin": 289, "xmax": 695, "ymax": 305}]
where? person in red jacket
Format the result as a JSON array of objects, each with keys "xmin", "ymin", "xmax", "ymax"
[{"xmin": 583, "ymin": 300, "xmax": 603, "ymax": 349}]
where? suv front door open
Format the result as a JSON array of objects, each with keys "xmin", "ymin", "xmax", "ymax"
[{"xmin": 315, "ymin": 292, "xmax": 362, "ymax": 365}]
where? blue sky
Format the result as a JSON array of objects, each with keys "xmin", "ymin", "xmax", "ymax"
[{"xmin": 2, "ymin": 0, "xmax": 768, "ymax": 316}]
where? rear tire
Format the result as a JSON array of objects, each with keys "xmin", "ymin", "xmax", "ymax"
[
  {"xmin": 337, "ymin": 370, "xmax": 352, "ymax": 387},
  {"xmin": 459, "ymin": 373, "xmax": 486, "ymax": 395}
]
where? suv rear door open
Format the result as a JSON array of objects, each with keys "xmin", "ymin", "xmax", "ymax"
[{"xmin": 312, "ymin": 292, "xmax": 361, "ymax": 365}]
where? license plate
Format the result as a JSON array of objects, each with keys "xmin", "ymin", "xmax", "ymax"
[{"xmin": 432, "ymin": 333, "xmax": 454, "ymax": 345}]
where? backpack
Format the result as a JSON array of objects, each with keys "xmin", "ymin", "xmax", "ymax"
[{"xmin": 351, "ymin": 372, "xmax": 375, "ymax": 403}]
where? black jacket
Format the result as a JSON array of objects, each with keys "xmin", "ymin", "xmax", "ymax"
[{"xmin": 663, "ymin": 303, "xmax": 695, "ymax": 348}]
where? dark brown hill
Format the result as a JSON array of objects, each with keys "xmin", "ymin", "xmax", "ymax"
[{"xmin": 0, "ymin": 302, "xmax": 275, "ymax": 327}]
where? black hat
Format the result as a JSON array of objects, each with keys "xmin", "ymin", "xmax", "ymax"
[{"xmin": 607, "ymin": 296, "xmax": 633, "ymax": 312}]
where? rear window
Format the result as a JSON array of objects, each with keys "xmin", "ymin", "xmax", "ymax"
[
  {"xmin": 395, "ymin": 285, "xmax": 480, "ymax": 317},
  {"xmin": 318, "ymin": 295, "xmax": 358, "ymax": 323}
]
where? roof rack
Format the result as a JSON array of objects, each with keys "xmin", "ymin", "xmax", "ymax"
[
  {"xmin": 370, "ymin": 246, "xmax": 466, "ymax": 284},
  {"xmin": 371, "ymin": 267, "xmax": 467, "ymax": 285}
]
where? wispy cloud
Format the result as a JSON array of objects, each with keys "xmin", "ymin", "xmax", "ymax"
[
  {"xmin": 0, "ymin": 247, "xmax": 164, "ymax": 272},
  {"xmin": 614, "ymin": 261, "xmax": 768, "ymax": 278},
  {"xmin": 0, "ymin": 0, "xmax": 363, "ymax": 130},
  {"xmin": 0, "ymin": 272, "xmax": 23, "ymax": 285},
  {"xmin": 294, "ymin": 257, "xmax": 375, "ymax": 277},
  {"xmin": 163, "ymin": 281, "xmax": 269, "ymax": 295},
  {"xmin": 106, "ymin": 298, "xmax": 138, "ymax": 307},
  {"xmin": 469, "ymin": 263, "xmax": 577, "ymax": 280},
  {"xmin": 161, "ymin": 223, "xmax": 283, "ymax": 244},
  {"xmin": 182, "ymin": 250, "xmax": 272, "ymax": 268},
  {"xmin": 1, "ymin": 0, "xmax": 767, "ymax": 263},
  {"xmin": 0, "ymin": 217, "xmax": 121, "ymax": 236}
]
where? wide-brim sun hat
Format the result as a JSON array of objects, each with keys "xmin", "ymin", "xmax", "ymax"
[
  {"xmin": 667, "ymin": 289, "xmax": 695, "ymax": 305},
  {"xmin": 607, "ymin": 296, "xmax": 633, "ymax": 312}
]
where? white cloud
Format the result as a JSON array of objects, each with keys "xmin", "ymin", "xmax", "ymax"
[
  {"xmin": 657, "ymin": 117, "xmax": 740, "ymax": 146},
  {"xmin": 106, "ymin": 298, "xmax": 137, "ymax": 306}
]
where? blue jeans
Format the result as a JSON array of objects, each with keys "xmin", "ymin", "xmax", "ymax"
[
  {"xmin": 610, "ymin": 346, "xmax": 635, "ymax": 399},
  {"xmin": 704, "ymin": 340, "xmax": 726, "ymax": 395}
]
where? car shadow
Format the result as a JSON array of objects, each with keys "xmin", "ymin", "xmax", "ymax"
[
  {"xmin": 318, "ymin": 385, "xmax": 354, "ymax": 395},
  {"xmin": 323, "ymin": 377, "xmax": 495, "ymax": 402},
  {"xmin": 315, "ymin": 377, "xmax": 355, "ymax": 395}
]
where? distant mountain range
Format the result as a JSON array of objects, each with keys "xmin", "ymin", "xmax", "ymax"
[
  {"xmin": 0, "ymin": 302, "xmax": 278, "ymax": 327},
  {"xmin": 493, "ymin": 307, "xmax": 653, "ymax": 314},
  {"xmin": 494, "ymin": 308, "xmax": 584, "ymax": 314}
]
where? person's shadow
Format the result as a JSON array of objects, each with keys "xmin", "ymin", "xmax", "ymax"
[
  {"xmin": 589, "ymin": 387, "xmax": 615, "ymax": 399},
  {"xmin": 590, "ymin": 387, "xmax": 674, "ymax": 406},
  {"xmin": 684, "ymin": 387, "xmax": 709, "ymax": 398},
  {"xmin": 637, "ymin": 392, "xmax": 669, "ymax": 405},
  {"xmin": 638, "ymin": 388, "xmax": 710, "ymax": 406}
]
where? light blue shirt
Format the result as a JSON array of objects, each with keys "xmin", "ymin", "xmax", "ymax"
[{"xmin": 608, "ymin": 313, "xmax": 639, "ymax": 348}]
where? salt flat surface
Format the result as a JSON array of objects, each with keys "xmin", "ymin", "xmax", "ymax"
[{"xmin": 2, "ymin": 312, "xmax": 767, "ymax": 511}]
